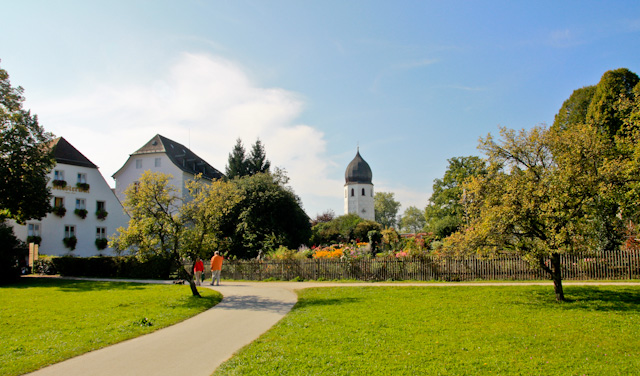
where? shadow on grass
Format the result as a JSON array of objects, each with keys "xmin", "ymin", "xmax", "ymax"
[
  {"xmin": 292, "ymin": 297, "xmax": 361, "ymax": 311},
  {"xmin": 528, "ymin": 286, "xmax": 640, "ymax": 312},
  {"xmin": 1, "ymin": 277, "xmax": 146, "ymax": 291}
]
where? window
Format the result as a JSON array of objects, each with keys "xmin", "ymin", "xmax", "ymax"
[
  {"xmin": 155, "ymin": 158, "xmax": 161, "ymax": 167},
  {"xmin": 54, "ymin": 197, "xmax": 64, "ymax": 207},
  {"xmin": 54, "ymin": 170, "xmax": 64, "ymax": 181},
  {"xmin": 64, "ymin": 225, "xmax": 76, "ymax": 238},
  {"xmin": 362, "ymin": 188, "xmax": 366, "ymax": 196},
  {"xmin": 96, "ymin": 227, "xmax": 107, "ymax": 239},
  {"xmin": 97, "ymin": 201, "xmax": 106, "ymax": 211},
  {"xmin": 351, "ymin": 188, "xmax": 354, "ymax": 197},
  {"xmin": 136, "ymin": 159, "xmax": 142, "ymax": 169},
  {"xmin": 77, "ymin": 173, "xmax": 87, "ymax": 184},
  {"xmin": 76, "ymin": 199, "xmax": 86, "ymax": 210},
  {"xmin": 28, "ymin": 223, "xmax": 41, "ymax": 237}
]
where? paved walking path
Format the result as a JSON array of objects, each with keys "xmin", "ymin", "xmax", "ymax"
[{"xmin": 27, "ymin": 279, "xmax": 640, "ymax": 376}]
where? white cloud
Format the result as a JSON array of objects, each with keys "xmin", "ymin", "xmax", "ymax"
[{"xmin": 28, "ymin": 52, "xmax": 340, "ymax": 215}]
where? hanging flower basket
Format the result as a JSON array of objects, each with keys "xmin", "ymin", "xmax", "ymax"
[{"xmin": 74, "ymin": 208, "xmax": 88, "ymax": 219}]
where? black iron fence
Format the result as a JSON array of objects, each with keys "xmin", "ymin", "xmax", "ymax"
[{"xmin": 213, "ymin": 250, "xmax": 640, "ymax": 282}]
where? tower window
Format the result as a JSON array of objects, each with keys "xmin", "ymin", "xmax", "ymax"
[
  {"xmin": 351, "ymin": 189, "xmax": 354, "ymax": 197},
  {"xmin": 362, "ymin": 188, "xmax": 365, "ymax": 196}
]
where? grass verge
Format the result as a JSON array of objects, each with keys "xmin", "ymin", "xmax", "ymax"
[
  {"xmin": 215, "ymin": 285, "xmax": 640, "ymax": 375},
  {"xmin": 0, "ymin": 277, "xmax": 221, "ymax": 376}
]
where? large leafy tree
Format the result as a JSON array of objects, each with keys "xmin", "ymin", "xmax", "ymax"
[
  {"xmin": 399, "ymin": 206, "xmax": 426, "ymax": 234},
  {"xmin": 0, "ymin": 63, "xmax": 55, "ymax": 223},
  {"xmin": 112, "ymin": 171, "xmax": 242, "ymax": 296},
  {"xmin": 424, "ymin": 156, "xmax": 487, "ymax": 239},
  {"xmin": 374, "ymin": 192, "xmax": 401, "ymax": 229},
  {"xmin": 220, "ymin": 170, "xmax": 311, "ymax": 259},
  {"xmin": 449, "ymin": 125, "xmax": 614, "ymax": 301}
]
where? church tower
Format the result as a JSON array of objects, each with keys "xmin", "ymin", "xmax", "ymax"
[{"xmin": 344, "ymin": 148, "xmax": 374, "ymax": 220}]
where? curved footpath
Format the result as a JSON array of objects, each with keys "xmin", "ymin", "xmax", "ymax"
[{"xmin": 27, "ymin": 280, "xmax": 640, "ymax": 376}]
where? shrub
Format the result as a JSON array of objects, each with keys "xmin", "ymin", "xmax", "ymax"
[
  {"xmin": 33, "ymin": 256, "xmax": 57, "ymax": 275},
  {"xmin": 0, "ymin": 221, "xmax": 27, "ymax": 284},
  {"xmin": 51, "ymin": 255, "xmax": 177, "ymax": 279}
]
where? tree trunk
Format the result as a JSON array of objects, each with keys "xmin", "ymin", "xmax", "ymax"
[
  {"xmin": 550, "ymin": 252, "xmax": 565, "ymax": 302},
  {"xmin": 188, "ymin": 279, "xmax": 201, "ymax": 297}
]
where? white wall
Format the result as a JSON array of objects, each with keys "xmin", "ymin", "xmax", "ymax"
[
  {"xmin": 344, "ymin": 183, "xmax": 375, "ymax": 221},
  {"xmin": 12, "ymin": 163, "xmax": 130, "ymax": 257},
  {"xmin": 113, "ymin": 153, "xmax": 186, "ymax": 204}
]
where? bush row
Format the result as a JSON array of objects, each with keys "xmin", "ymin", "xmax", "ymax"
[{"xmin": 39, "ymin": 255, "xmax": 178, "ymax": 279}]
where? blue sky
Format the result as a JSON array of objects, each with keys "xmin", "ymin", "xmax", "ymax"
[{"xmin": 2, "ymin": 1, "xmax": 640, "ymax": 218}]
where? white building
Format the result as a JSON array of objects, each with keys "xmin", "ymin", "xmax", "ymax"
[
  {"xmin": 12, "ymin": 137, "xmax": 130, "ymax": 257},
  {"xmin": 112, "ymin": 134, "xmax": 224, "ymax": 204},
  {"xmin": 344, "ymin": 148, "xmax": 375, "ymax": 221}
]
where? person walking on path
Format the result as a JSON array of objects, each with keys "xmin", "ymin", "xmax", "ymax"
[
  {"xmin": 193, "ymin": 258, "xmax": 204, "ymax": 286},
  {"xmin": 210, "ymin": 251, "xmax": 223, "ymax": 286}
]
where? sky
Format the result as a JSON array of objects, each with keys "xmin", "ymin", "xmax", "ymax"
[{"xmin": 2, "ymin": 1, "xmax": 640, "ymax": 218}]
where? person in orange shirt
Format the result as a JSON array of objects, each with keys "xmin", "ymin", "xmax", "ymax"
[
  {"xmin": 193, "ymin": 258, "xmax": 204, "ymax": 286},
  {"xmin": 210, "ymin": 251, "xmax": 224, "ymax": 286}
]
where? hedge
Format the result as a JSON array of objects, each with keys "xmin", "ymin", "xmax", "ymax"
[{"xmin": 48, "ymin": 255, "xmax": 178, "ymax": 279}]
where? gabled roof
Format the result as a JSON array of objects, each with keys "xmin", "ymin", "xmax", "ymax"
[
  {"xmin": 50, "ymin": 137, "xmax": 98, "ymax": 169},
  {"xmin": 120, "ymin": 134, "xmax": 224, "ymax": 180}
]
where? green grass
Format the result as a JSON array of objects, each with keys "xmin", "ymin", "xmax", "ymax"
[
  {"xmin": 215, "ymin": 285, "xmax": 640, "ymax": 375},
  {"xmin": 0, "ymin": 278, "xmax": 222, "ymax": 376}
]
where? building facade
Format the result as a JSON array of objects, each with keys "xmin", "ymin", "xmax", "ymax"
[
  {"xmin": 112, "ymin": 134, "xmax": 224, "ymax": 205},
  {"xmin": 12, "ymin": 137, "xmax": 130, "ymax": 257},
  {"xmin": 344, "ymin": 149, "xmax": 375, "ymax": 221}
]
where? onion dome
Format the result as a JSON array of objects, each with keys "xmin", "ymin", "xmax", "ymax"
[{"xmin": 345, "ymin": 149, "xmax": 372, "ymax": 184}]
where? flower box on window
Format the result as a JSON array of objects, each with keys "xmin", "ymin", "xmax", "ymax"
[
  {"xmin": 52, "ymin": 180, "xmax": 67, "ymax": 188},
  {"xmin": 96, "ymin": 209, "xmax": 108, "ymax": 220},
  {"xmin": 52, "ymin": 206, "xmax": 66, "ymax": 217},
  {"xmin": 63, "ymin": 236, "xmax": 77, "ymax": 250},
  {"xmin": 27, "ymin": 235, "xmax": 42, "ymax": 245},
  {"xmin": 74, "ymin": 208, "xmax": 88, "ymax": 219},
  {"xmin": 95, "ymin": 238, "xmax": 109, "ymax": 250},
  {"xmin": 76, "ymin": 182, "xmax": 90, "ymax": 191}
]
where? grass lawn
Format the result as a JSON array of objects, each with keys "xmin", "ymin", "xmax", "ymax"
[
  {"xmin": 215, "ymin": 285, "xmax": 640, "ymax": 375},
  {"xmin": 0, "ymin": 277, "xmax": 221, "ymax": 376}
]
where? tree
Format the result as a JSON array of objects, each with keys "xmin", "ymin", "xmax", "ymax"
[
  {"xmin": 552, "ymin": 85, "xmax": 596, "ymax": 131},
  {"xmin": 374, "ymin": 192, "xmax": 401, "ymax": 228},
  {"xmin": 225, "ymin": 138, "xmax": 248, "ymax": 179},
  {"xmin": 424, "ymin": 156, "xmax": 487, "ymax": 239},
  {"xmin": 399, "ymin": 206, "xmax": 426, "ymax": 234},
  {"xmin": 112, "ymin": 171, "xmax": 242, "ymax": 296},
  {"xmin": 310, "ymin": 213, "xmax": 381, "ymax": 245},
  {"xmin": 311, "ymin": 209, "xmax": 335, "ymax": 227},
  {"xmin": 246, "ymin": 138, "xmax": 270, "ymax": 175},
  {"xmin": 0, "ymin": 221, "xmax": 27, "ymax": 284},
  {"xmin": 449, "ymin": 125, "xmax": 614, "ymax": 301},
  {"xmin": 0, "ymin": 63, "xmax": 56, "ymax": 223},
  {"xmin": 225, "ymin": 138, "xmax": 271, "ymax": 179},
  {"xmin": 586, "ymin": 68, "xmax": 639, "ymax": 138},
  {"xmin": 220, "ymin": 171, "xmax": 311, "ymax": 259}
]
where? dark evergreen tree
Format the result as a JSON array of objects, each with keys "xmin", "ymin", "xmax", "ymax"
[
  {"xmin": 225, "ymin": 138, "xmax": 248, "ymax": 179},
  {"xmin": 247, "ymin": 138, "xmax": 271, "ymax": 175}
]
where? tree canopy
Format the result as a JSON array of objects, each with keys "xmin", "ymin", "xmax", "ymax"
[
  {"xmin": 399, "ymin": 206, "xmax": 426, "ymax": 234},
  {"xmin": 374, "ymin": 191, "xmax": 401, "ymax": 229},
  {"xmin": 424, "ymin": 156, "xmax": 486, "ymax": 239},
  {"xmin": 219, "ymin": 170, "xmax": 310, "ymax": 259},
  {"xmin": 0, "ymin": 63, "xmax": 56, "ymax": 223},
  {"xmin": 112, "ymin": 171, "xmax": 242, "ymax": 296},
  {"xmin": 225, "ymin": 138, "xmax": 271, "ymax": 179}
]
